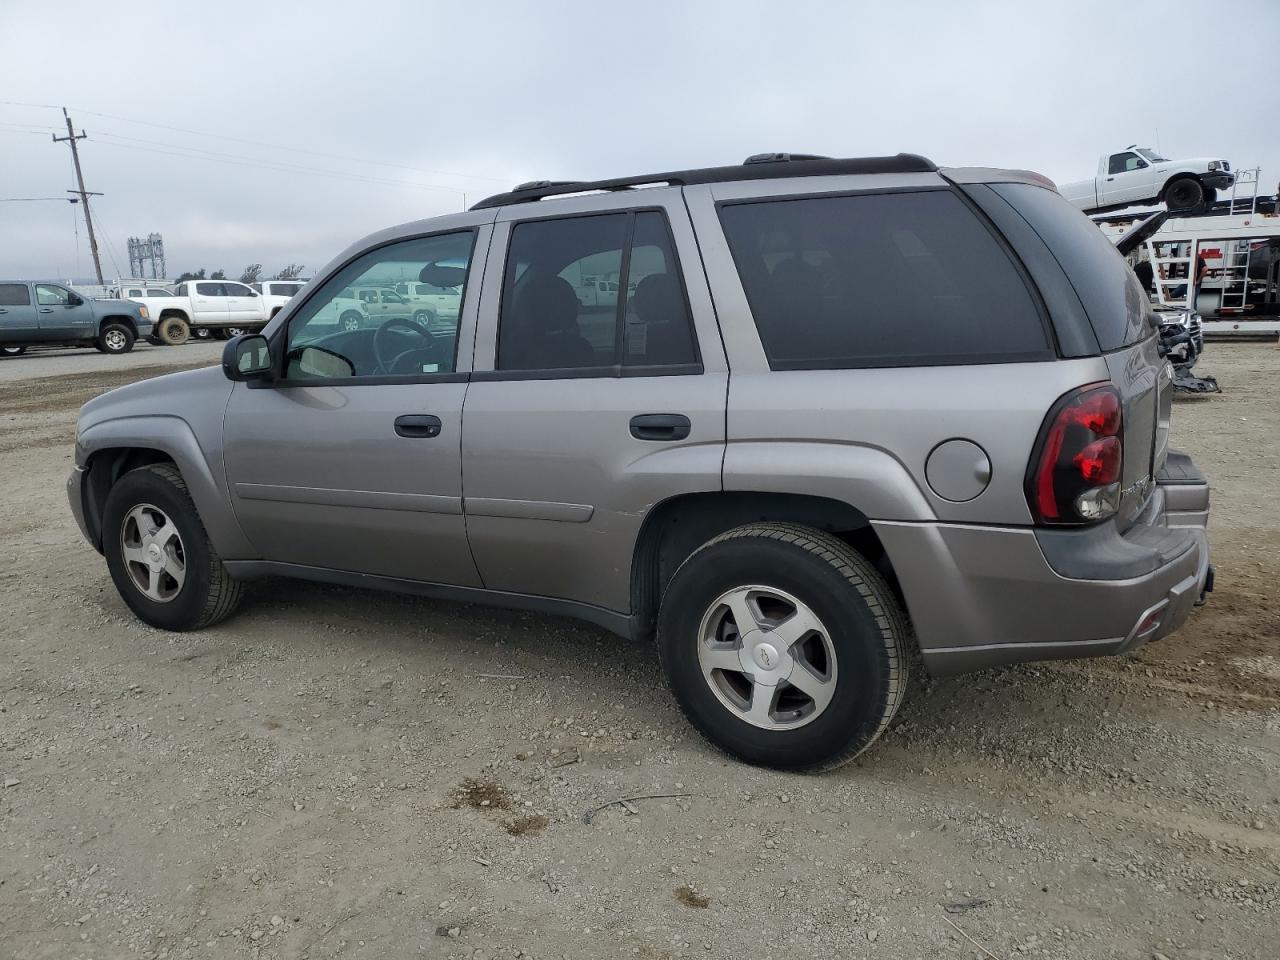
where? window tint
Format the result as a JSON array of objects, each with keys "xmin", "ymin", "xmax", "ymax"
[
  {"xmin": 149, "ymin": 288, "xmax": 173, "ymax": 297},
  {"xmin": 223, "ymin": 282, "xmax": 253, "ymax": 296},
  {"xmin": 497, "ymin": 210, "xmax": 697, "ymax": 372},
  {"xmin": 1108, "ymin": 153, "xmax": 1137, "ymax": 175},
  {"xmin": 35, "ymin": 284, "xmax": 72, "ymax": 306},
  {"xmin": 991, "ymin": 183, "xmax": 1151, "ymax": 351},
  {"xmin": 499, "ymin": 214, "xmax": 627, "ymax": 371},
  {"xmin": 284, "ymin": 231, "xmax": 474, "ymax": 380},
  {"xmin": 718, "ymin": 190, "xmax": 1049, "ymax": 369},
  {"xmin": 0, "ymin": 283, "xmax": 30, "ymax": 306},
  {"xmin": 623, "ymin": 212, "xmax": 697, "ymax": 367},
  {"xmin": 195, "ymin": 282, "xmax": 225, "ymax": 296}
]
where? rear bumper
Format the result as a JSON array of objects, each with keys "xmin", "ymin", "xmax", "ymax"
[{"xmin": 874, "ymin": 452, "xmax": 1211, "ymax": 676}]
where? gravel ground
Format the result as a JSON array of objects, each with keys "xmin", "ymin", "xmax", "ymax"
[{"xmin": 1, "ymin": 341, "xmax": 1277, "ymax": 960}]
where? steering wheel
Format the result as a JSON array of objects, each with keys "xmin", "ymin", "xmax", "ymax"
[{"xmin": 373, "ymin": 317, "xmax": 438, "ymax": 374}]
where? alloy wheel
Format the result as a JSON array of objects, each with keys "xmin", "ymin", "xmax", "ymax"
[
  {"xmin": 120, "ymin": 503, "xmax": 187, "ymax": 603},
  {"xmin": 696, "ymin": 585, "xmax": 838, "ymax": 730}
]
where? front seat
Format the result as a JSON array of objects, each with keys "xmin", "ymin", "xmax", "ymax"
[{"xmin": 500, "ymin": 275, "xmax": 595, "ymax": 369}]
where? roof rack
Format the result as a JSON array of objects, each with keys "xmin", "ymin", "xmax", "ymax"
[{"xmin": 469, "ymin": 153, "xmax": 937, "ymax": 210}]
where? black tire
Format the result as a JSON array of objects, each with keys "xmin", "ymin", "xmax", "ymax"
[
  {"xmin": 98, "ymin": 322, "xmax": 135, "ymax": 355},
  {"xmin": 657, "ymin": 523, "xmax": 910, "ymax": 771},
  {"xmin": 412, "ymin": 309, "xmax": 436, "ymax": 327},
  {"xmin": 1164, "ymin": 177, "xmax": 1205, "ymax": 211},
  {"xmin": 192, "ymin": 326, "xmax": 213, "ymax": 341},
  {"xmin": 1, "ymin": 345, "xmax": 26, "ymax": 357},
  {"xmin": 157, "ymin": 316, "xmax": 190, "ymax": 346},
  {"xmin": 340, "ymin": 311, "xmax": 364, "ymax": 332},
  {"xmin": 102, "ymin": 463, "xmax": 243, "ymax": 631}
]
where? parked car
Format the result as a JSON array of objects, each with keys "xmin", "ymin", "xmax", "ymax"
[
  {"xmin": 251, "ymin": 279, "xmax": 308, "ymax": 318},
  {"xmin": 346, "ymin": 286, "xmax": 417, "ymax": 325},
  {"xmin": 1, "ymin": 281, "xmax": 152, "ymax": 355},
  {"xmin": 118, "ymin": 280, "xmax": 274, "ymax": 345},
  {"xmin": 296, "ymin": 292, "xmax": 369, "ymax": 337},
  {"xmin": 392, "ymin": 280, "xmax": 462, "ymax": 332},
  {"xmin": 1060, "ymin": 147, "xmax": 1235, "ymax": 213},
  {"xmin": 67, "ymin": 152, "xmax": 1212, "ymax": 770}
]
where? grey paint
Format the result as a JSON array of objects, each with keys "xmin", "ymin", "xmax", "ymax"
[
  {"xmin": 0, "ymin": 281, "xmax": 153, "ymax": 347},
  {"xmin": 925, "ymin": 439, "xmax": 992, "ymax": 502},
  {"xmin": 68, "ymin": 162, "xmax": 1211, "ymax": 676}
]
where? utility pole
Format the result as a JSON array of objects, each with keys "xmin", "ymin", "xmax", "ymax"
[{"xmin": 53, "ymin": 108, "xmax": 105, "ymax": 284}]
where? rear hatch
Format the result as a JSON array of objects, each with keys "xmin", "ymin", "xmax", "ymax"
[{"xmin": 958, "ymin": 180, "xmax": 1167, "ymax": 527}]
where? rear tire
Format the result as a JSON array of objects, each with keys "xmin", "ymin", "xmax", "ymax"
[
  {"xmin": 157, "ymin": 316, "xmax": 190, "ymax": 346},
  {"xmin": 98, "ymin": 323, "xmax": 135, "ymax": 355},
  {"xmin": 657, "ymin": 523, "xmax": 910, "ymax": 771},
  {"xmin": 102, "ymin": 463, "xmax": 243, "ymax": 631},
  {"xmin": 2, "ymin": 345, "xmax": 26, "ymax": 357},
  {"xmin": 1164, "ymin": 177, "xmax": 1205, "ymax": 211},
  {"xmin": 192, "ymin": 326, "xmax": 213, "ymax": 341},
  {"xmin": 341, "ymin": 311, "xmax": 363, "ymax": 332}
]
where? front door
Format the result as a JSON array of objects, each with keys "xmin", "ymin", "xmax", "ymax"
[
  {"xmin": 1100, "ymin": 151, "xmax": 1156, "ymax": 207},
  {"xmin": 0, "ymin": 283, "xmax": 38, "ymax": 340},
  {"xmin": 223, "ymin": 223, "xmax": 490, "ymax": 585},
  {"xmin": 221, "ymin": 281, "xmax": 260, "ymax": 323},
  {"xmin": 34, "ymin": 283, "xmax": 96, "ymax": 340},
  {"xmin": 461, "ymin": 193, "xmax": 728, "ymax": 613}
]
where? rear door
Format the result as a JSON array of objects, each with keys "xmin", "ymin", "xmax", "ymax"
[
  {"xmin": 35, "ymin": 284, "xmax": 96, "ymax": 340},
  {"xmin": 192, "ymin": 282, "xmax": 230, "ymax": 324},
  {"xmin": 0, "ymin": 283, "xmax": 38, "ymax": 340},
  {"xmin": 462, "ymin": 190, "xmax": 727, "ymax": 613}
]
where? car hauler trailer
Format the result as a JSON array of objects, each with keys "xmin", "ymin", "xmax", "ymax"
[{"xmin": 1094, "ymin": 168, "xmax": 1280, "ymax": 339}]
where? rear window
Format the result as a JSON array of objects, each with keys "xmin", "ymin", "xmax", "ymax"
[
  {"xmin": 990, "ymin": 183, "xmax": 1151, "ymax": 351},
  {"xmin": 0, "ymin": 283, "xmax": 30, "ymax": 306},
  {"xmin": 717, "ymin": 190, "xmax": 1050, "ymax": 369}
]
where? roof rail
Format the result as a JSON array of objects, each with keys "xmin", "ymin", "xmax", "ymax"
[{"xmin": 470, "ymin": 153, "xmax": 937, "ymax": 210}]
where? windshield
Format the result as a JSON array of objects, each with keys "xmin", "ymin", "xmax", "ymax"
[{"xmin": 1137, "ymin": 148, "xmax": 1167, "ymax": 162}]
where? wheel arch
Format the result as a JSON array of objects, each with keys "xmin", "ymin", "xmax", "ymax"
[
  {"xmin": 98, "ymin": 314, "xmax": 139, "ymax": 336},
  {"xmin": 630, "ymin": 491, "xmax": 903, "ymax": 642},
  {"xmin": 158, "ymin": 308, "xmax": 191, "ymax": 322},
  {"xmin": 79, "ymin": 420, "xmax": 256, "ymax": 559},
  {"xmin": 1161, "ymin": 172, "xmax": 1205, "ymax": 202}
]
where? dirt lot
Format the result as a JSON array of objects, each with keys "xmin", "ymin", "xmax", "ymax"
[{"xmin": 1, "ymin": 342, "xmax": 1277, "ymax": 960}]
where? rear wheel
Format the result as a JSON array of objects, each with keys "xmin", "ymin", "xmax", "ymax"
[
  {"xmin": 192, "ymin": 326, "xmax": 213, "ymax": 340},
  {"xmin": 225, "ymin": 326, "xmax": 247, "ymax": 338},
  {"xmin": 657, "ymin": 523, "xmax": 910, "ymax": 771},
  {"xmin": 412, "ymin": 309, "xmax": 436, "ymax": 328},
  {"xmin": 1, "ymin": 345, "xmax": 26, "ymax": 357},
  {"xmin": 341, "ymin": 311, "xmax": 363, "ymax": 332},
  {"xmin": 1164, "ymin": 177, "xmax": 1205, "ymax": 211},
  {"xmin": 102, "ymin": 463, "xmax": 243, "ymax": 631},
  {"xmin": 98, "ymin": 323, "xmax": 135, "ymax": 355},
  {"xmin": 157, "ymin": 316, "xmax": 190, "ymax": 346}
]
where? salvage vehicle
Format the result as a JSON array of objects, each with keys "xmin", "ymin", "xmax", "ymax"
[
  {"xmin": 120, "ymin": 280, "xmax": 274, "ymax": 345},
  {"xmin": 1060, "ymin": 147, "xmax": 1235, "ymax": 213},
  {"xmin": 1, "ymin": 280, "xmax": 152, "ymax": 355},
  {"xmin": 251, "ymin": 279, "xmax": 308, "ymax": 317},
  {"xmin": 67, "ymin": 152, "xmax": 1213, "ymax": 770}
]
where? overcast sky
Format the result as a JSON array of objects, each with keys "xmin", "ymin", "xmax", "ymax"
[{"xmin": 1, "ymin": 0, "xmax": 1276, "ymax": 283}]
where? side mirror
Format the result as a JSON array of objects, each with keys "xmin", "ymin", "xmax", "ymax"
[
  {"xmin": 69, "ymin": 293, "xmax": 84, "ymax": 306},
  {"xmin": 222, "ymin": 334, "xmax": 273, "ymax": 382}
]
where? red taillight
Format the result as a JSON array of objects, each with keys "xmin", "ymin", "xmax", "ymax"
[{"xmin": 1027, "ymin": 384, "xmax": 1123, "ymax": 524}]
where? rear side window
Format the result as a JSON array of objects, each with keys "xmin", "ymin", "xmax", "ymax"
[
  {"xmin": 718, "ymin": 190, "xmax": 1050, "ymax": 369},
  {"xmin": 991, "ymin": 183, "xmax": 1150, "ymax": 351},
  {"xmin": 0, "ymin": 284, "xmax": 31, "ymax": 306},
  {"xmin": 497, "ymin": 210, "xmax": 698, "ymax": 373}
]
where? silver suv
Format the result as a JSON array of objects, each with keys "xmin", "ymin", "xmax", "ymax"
[{"xmin": 67, "ymin": 153, "xmax": 1213, "ymax": 770}]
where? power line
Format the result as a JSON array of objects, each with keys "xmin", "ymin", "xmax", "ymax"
[
  {"xmin": 0, "ymin": 196, "xmax": 78, "ymax": 202},
  {"xmin": 1, "ymin": 101, "xmax": 508, "ymax": 185}
]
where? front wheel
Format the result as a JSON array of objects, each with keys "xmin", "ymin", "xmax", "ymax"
[
  {"xmin": 98, "ymin": 323, "xmax": 135, "ymax": 355},
  {"xmin": 1, "ymin": 345, "xmax": 26, "ymax": 357},
  {"xmin": 102, "ymin": 463, "xmax": 243, "ymax": 631},
  {"xmin": 657, "ymin": 523, "xmax": 910, "ymax": 771},
  {"xmin": 1164, "ymin": 177, "xmax": 1205, "ymax": 211}
]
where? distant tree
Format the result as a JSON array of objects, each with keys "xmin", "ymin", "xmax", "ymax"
[
  {"xmin": 239, "ymin": 263, "xmax": 263, "ymax": 284},
  {"xmin": 274, "ymin": 263, "xmax": 305, "ymax": 280},
  {"xmin": 174, "ymin": 269, "xmax": 206, "ymax": 283},
  {"xmin": 210, "ymin": 269, "xmax": 227, "ymax": 281}
]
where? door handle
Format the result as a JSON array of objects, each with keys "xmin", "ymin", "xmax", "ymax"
[
  {"xmin": 630, "ymin": 413, "xmax": 691, "ymax": 441},
  {"xmin": 1105, "ymin": 176, "xmax": 1115, "ymax": 181},
  {"xmin": 394, "ymin": 414, "xmax": 442, "ymax": 438},
  {"xmin": 39, "ymin": 308, "xmax": 54, "ymax": 313}
]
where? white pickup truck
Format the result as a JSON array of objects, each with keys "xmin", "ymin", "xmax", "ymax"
[
  {"xmin": 115, "ymin": 279, "xmax": 276, "ymax": 344},
  {"xmin": 1059, "ymin": 147, "xmax": 1235, "ymax": 213}
]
